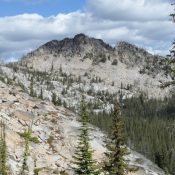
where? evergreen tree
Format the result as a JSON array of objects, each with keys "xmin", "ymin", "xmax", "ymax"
[
  {"xmin": 73, "ymin": 96, "xmax": 100, "ymax": 175},
  {"xmin": 39, "ymin": 88, "xmax": 43, "ymax": 100},
  {"xmin": 104, "ymin": 101, "xmax": 128, "ymax": 175},
  {"xmin": 51, "ymin": 92, "xmax": 57, "ymax": 105},
  {"xmin": 155, "ymin": 152, "xmax": 165, "ymax": 169},
  {"xmin": 0, "ymin": 120, "xmax": 8, "ymax": 175},
  {"xmin": 20, "ymin": 129, "xmax": 31, "ymax": 175},
  {"xmin": 57, "ymin": 96, "xmax": 62, "ymax": 106},
  {"xmin": 51, "ymin": 61, "xmax": 54, "ymax": 72},
  {"xmin": 29, "ymin": 77, "xmax": 36, "ymax": 97},
  {"xmin": 89, "ymin": 94, "xmax": 175, "ymax": 174},
  {"xmin": 59, "ymin": 64, "xmax": 63, "ymax": 75}
]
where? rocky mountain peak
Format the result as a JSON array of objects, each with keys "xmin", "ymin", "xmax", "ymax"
[
  {"xmin": 40, "ymin": 33, "xmax": 114, "ymax": 53},
  {"xmin": 116, "ymin": 41, "xmax": 148, "ymax": 56},
  {"xmin": 21, "ymin": 34, "xmax": 116, "ymax": 67},
  {"xmin": 19, "ymin": 34, "xmax": 168, "ymax": 80},
  {"xmin": 115, "ymin": 41, "xmax": 164, "ymax": 68},
  {"xmin": 73, "ymin": 33, "xmax": 87, "ymax": 40}
]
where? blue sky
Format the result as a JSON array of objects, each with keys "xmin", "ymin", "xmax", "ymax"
[
  {"xmin": 0, "ymin": 0, "xmax": 174, "ymax": 62},
  {"xmin": 0, "ymin": 0, "xmax": 86, "ymax": 17}
]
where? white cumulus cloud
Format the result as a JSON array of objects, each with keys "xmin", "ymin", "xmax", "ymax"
[
  {"xmin": 86, "ymin": 0, "xmax": 171, "ymax": 21},
  {"xmin": 0, "ymin": 0, "xmax": 174, "ymax": 61}
]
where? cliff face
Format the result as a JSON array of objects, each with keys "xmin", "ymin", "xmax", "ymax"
[
  {"xmin": 21, "ymin": 33, "xmax": 115, "ymax": 66},
  {"xmin": 0, "ymin": 81, "xmax": 165, "ymax": 175}
]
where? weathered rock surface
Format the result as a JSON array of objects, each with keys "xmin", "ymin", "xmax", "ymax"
[
  {"xmin": 14, "ymin": 34, "xmax": 173, "ymax": 99},
  {"xmin": 0, "ymin": 81, "xmax": 164, "ymax": 175}
]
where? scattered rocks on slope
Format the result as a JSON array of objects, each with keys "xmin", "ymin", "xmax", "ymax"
[{"xmin": 0, "ymin": 80, "xmax": 164, "ymax": 175}]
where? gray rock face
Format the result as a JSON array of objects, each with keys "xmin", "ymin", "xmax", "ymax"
[
  {"xmin": 18, "ymin": 34, "xmax": 171, "ymax": 80},
  {"xmin": 115, "ymin": 41, "xmax": 168, "ymax": 78},
  {"xmin": 0, "ymin": 81, "xmax": 165, "ymax": 175},
  {"xmin": 20, "ymin": 34, "xmax": 168, "ymax": 71},
  {"xmin": 5, "ymin": 34, "xmax": 172, "ymax": 104},
  {"xmin": 0, "ymin": 34, "xmax": 174, "ymax": 120},
  {"xmin": 21, "ymin": 33, "xmax": 115, "ymax": 66}
]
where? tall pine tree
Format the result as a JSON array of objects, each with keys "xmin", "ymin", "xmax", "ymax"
[
  {"xmin": 73, "ymin": 96, "xmax": 100, "ymax": 175},
  {"xmin": 29, "ymin": 76, "xmax": 35, "ymax": 97},
  {"xmin": 20, "ymin": 128, "xmax": 31, "ymax": 175},
  {"xmin": 51, "ymin": 92, "xmax": 57, "ymax": 105},
  {"xmin": 39, "ymin": 88, "xmax": 43, "ymax": 100},
  {"xmin": 0, "ymin": 120, "xmax": 8, "ymax": 175},
  {"xmin": 104, "ymin": 101, "xmax": 128, "ymax": 175}
]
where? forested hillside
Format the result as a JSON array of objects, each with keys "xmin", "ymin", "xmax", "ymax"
[{"xmin": 90, "ymin": 94, "xmax": 175, "ymax": 174}]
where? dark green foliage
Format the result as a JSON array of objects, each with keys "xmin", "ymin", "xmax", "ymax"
[
  {"xmin": 29, "ymin": 77, "xmax": 37, "ymax": 97},
  {"xmin": 89, "ymin": 94, "xmax": 175, "ymax": 174},
  {"xmin": 111, "ymin": 59, "xmax": 118, "ymax": 65},
  {"xmin": 51, "ymin": 92, "xmax": 57, "ymax": 105},
  {"xmin": 155, "ymin": 152, "xmax": 167, "ymax": 171},
  {"xmin": 0, "ymin": 76, "xmax": 6, "ymax": 84},
  {"xmin": 51, "ymin": 92, "xmax": 62, "ymax": 106},
  {"xmin": 19, "ymin": 130, "xmax": 32, "ymax": 139},
  {"xmin": 57, "ymin": 96, "xmax": 62, "ymax": 106},
  {"xmin": 0, "ymin": 121, "xmax": 8, "ymax": 175},
  {"xmin": 20, "ymin": 127, "xmax": 40, "ymax": 174},
  {"xmin": 89, "ymin": 110, "xmax": 112, "ymax": 132},
  {"xmin": 63, "ymin": 101, "xmax": 67, "ymax": 108},
  {"xmin": 51, "ymin": 61, "xmax": 54, "ymax": 72},
  {"xmin": 90, "ymin": 76, "xmax": 103, "ymax": 84},
  {"xmin": 19, "ymin": 131, "xmax": 40, "ymax": 144},
  {"xmin": 73, "ymin": 96, "xmax": 100, "ymax": 175},
  {"xmin": 20, "ymin": 129, "xmax": 30, "ymax": 175},
  {"xmin": 39, "ymin": 88, "xmax": 43, "ymax": 100},
  {"xmin": 104, "ymin": 101, "xmax": 128, "ymax": 175},
  {"xmin": 18, "ymin": 81, "xmax": 27, "ymax": 93},
  {"xmin": 59, "ymin": 65, "xmax": 63, "ymax": 75},
  {"xmin": 61, "ymin": 88, "xmax": 67, "ymax": 95}
]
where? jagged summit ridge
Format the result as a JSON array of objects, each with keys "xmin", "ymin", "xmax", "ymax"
[
  {"xmin": 20, "ymin": 33, "xmax": 166, "ymax": 70},
  {"xmin": 38, "ymin": 33, "xmax": 114, "ymax": 57},
  {"xmin": 115, "ymin": 41, "xmax": 165, "ymax": 68},
  {"xmin": 15, "ymin": 33, "xmax": 173, "ymax": 99},
  {"xmin": 20, "ymin": 33, "xmax": 117, "ymax": 68}
]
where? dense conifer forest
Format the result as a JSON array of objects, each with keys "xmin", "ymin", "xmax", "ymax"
[{"xmin": 89, "ymin": 94, "xmax": 175, "ymax": 174}]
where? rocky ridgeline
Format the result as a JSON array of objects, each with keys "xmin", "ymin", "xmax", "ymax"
[
  {"xmin": 19, "ymin": 34, "xmax": 169, "ymax": 73},
  {"xmin": 116, "ymin": 41, "xmax": 166, "ymax": 71},
  {"xmin": 22, "ymin": 34, "xmax": 115, "ymax": 65},
  {"xmin": 0, "ymin": 34, "xmax": 174, "ymax": 133},
  {"xmin": 13, "ymin": 34, "xmax": 173, "ymax": 99},
  {"xmin": 0, "ymin": 80, "xmax": 165, "ymax": 175}
]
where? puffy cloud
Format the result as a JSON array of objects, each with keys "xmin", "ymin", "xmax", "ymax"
[
  {"xmin": 0, "ymin": 0, "xmax": 174, "ymax": 61},
  {"xmin": 86, "ymin": 0, "xmax": 171, "ymax": 21},
  {"xmin": 0, "ymin": 12, "xmax": 91, "ymax": 60}
]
